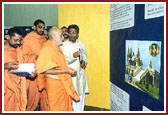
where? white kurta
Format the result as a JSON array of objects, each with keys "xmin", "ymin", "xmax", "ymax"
[{"xmin": 61, "ymin": 40, "xmax": 89, "ymax": 96}]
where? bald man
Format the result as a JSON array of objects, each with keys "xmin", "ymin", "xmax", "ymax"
[{"xmin": 36, "ymin": 27, "xmax": 80, "ymax": 111}]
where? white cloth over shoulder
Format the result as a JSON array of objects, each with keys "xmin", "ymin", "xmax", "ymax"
[{"xmin": 61, "ymin": 40, "xmax": 89, "ymax": 96}]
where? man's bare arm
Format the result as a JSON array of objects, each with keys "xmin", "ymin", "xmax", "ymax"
[{"xmin": 44, "ymin": 67, "xmax": 76, "ymax": 76}]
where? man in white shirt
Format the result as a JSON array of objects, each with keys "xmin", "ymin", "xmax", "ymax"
[{"xmin": 61, "ymin": 24, "xmax": 89, "ymax": 111}]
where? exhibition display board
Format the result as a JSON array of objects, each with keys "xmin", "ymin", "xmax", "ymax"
[{"xmin": 110, "ymin": 4, "xmax": 164, "ymax": 111}]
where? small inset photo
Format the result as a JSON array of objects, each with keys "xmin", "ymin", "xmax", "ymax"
[{"xmin": 149, "ymin": 43, "xmax": 160, "ymax": 57}]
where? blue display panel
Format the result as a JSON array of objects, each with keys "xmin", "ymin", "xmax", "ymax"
[{"xmin": 110, "ymin": 4, "xmax": 164, "ymax": 111}]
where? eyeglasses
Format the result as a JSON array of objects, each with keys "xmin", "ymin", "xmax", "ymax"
[{"xmin": 69, "ymin": 31, "xmax": 78, "ymax": 34}]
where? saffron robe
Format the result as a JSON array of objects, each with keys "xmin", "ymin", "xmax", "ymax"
[
  {"xmin": 36, "ymin": 40, "xmax": 80, "ymax": 111},
  {"xmin": 4, "ymin": 46, "xmax": 27, "ymax": 111},
  {"xmin": 22, "ymin": 31, "xmax": 47, "ymax": 111}
]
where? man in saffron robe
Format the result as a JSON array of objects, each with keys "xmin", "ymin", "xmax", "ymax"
[
  {"xmin": 22, "ymin": 19, "xmax": 47, "ymax": 111},
  {"xmin": 4, "ymin": 28, "xmax": 27, "ymax": 111},
  {"xmin": 36, "ymin": 27, "xmax": 80, "ymax": 111}
]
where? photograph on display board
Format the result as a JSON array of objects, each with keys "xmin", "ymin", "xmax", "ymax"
[{"xmin": 125, "ymin": 40, "xmax": 161, "ymax": 99}]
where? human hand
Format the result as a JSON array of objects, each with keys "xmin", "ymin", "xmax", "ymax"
[
  {"xmin": 80, "ymin": 60, "xmax": 86, "ymax": 69},
  {"xmin": 35, "ymin": 56, "xmax": 38, "ymax": 60},
  {"xmin": 28, "ymin": 69, "xmax": 38, "ymax": 78},
  {"xmin": 4, "ymin": 62, "xmax": 19, "ymax": 70},
  {"xmin": 29, "ymin": 72, "xmax": 37, "ymax": 78},
  {"xmin": 68, "ymin": 67, "xmax": 77, "ymax": 76},
  {"xmin": 73, "ymin": 51, "xmax": 80, "ymax": 58}
]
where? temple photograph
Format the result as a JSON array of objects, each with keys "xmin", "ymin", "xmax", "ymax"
[{"xmin": 125, "ymin": 40, "xmax": 161, "ymax": 99}]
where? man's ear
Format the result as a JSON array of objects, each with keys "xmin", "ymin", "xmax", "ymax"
[
  {"xmin": 6, "ymin": 35, "xmax": 10, "ymax": 40},
  {"xmin": 33, "ymin": 26, "xmax": 36, "ymax": 30}
]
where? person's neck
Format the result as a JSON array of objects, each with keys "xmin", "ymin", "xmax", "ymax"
[
  {"xmin": 49, "ymin": 39, "xmax": 60, "ymax": 47},
  {"xmin": 34, "ymin": 30, "xmax": 42, "ymax": 36},
  {"xmin": 64, "ymin": 38, "xmax": 68, "ymax": 42},
  {"xmin": 69, "ymin": 39, "xmax": 76, "ymax": 43},
  {"xmin": 4, "ymin": 41, "xmax": 9, "ymax": 47}
]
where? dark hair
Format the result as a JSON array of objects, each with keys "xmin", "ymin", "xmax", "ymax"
[
  {"xmin": 34, "ymin": 19, "xmax": 45, "ymax": 26},
  {"xmin": 7, "ymin": 27, "xmax": 22, "ymax": 37},
  {"xmin": 68, "ymin": 24, "xmax": 79, "ymax": 34},
  {"xmin": 61, "ymin": 26, "xmax": 67, "ymax": 29}
]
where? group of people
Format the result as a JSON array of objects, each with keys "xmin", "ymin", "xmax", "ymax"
[{"xmin": 4, "ymin": 19, "xmax": 89, "ymax": 111}]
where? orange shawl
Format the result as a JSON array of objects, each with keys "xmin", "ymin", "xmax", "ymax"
[
  {"xmin": 4, "ymin": 46, "xmax": 27, "ymax": 111},
  {"xmin": 22, "ymin": 31, "xmax": 47, "ymax": 57},
  {"xmin": 22, "ymin": 31, "xmax": 47, "ymax": 111}
]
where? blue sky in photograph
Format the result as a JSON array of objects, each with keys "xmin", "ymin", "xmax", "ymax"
[{"xmin": 125, "ymin": 40, "xmax": 161, "ymax": 73}]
